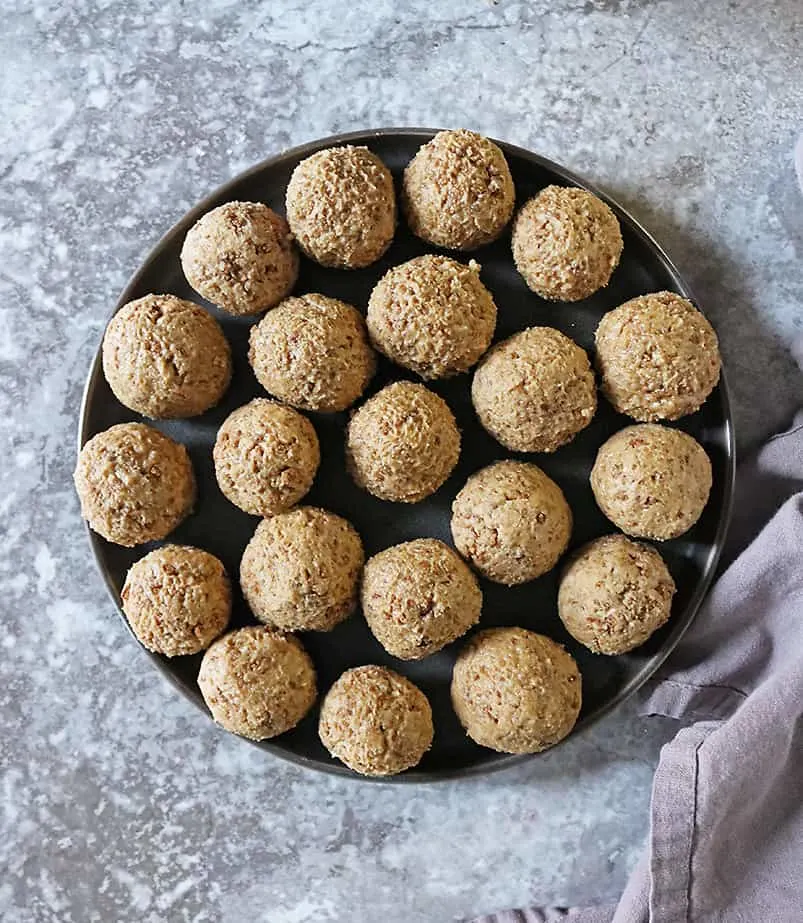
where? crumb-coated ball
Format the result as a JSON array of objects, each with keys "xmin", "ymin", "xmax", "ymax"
[
  {"xmin": 590, "ymin": 424, "xmax": 712, "ymax": 540},
  {"xmin": 213, "ymin": 399, "xmax": 320, "ymax": 517},
  {"xmin": 558, "ymin": 534, "xmax": 676, "ymax": 655},
  {"xmin": 512, "ymin": 186, "xmax": 623, "ymax": 301},
  {"xmin": 346, "ymin": 381, "xmax": 460, "ymax": 503},
  {"xmin": 402, "ymin": 129, "xmax": 515, "ymax": 250},
  {"xmin": 74, "ymin": 423, "xmax": 195, "ymax": 547},
  {"xmin": 318, "ymin": 665, "xmax": 433, "ymax": 776},
  {"xmin": 472, "ymin": 327, "xmax": 597, "ymax": 453},
  {"xmin": 367, "ymin": 255, "xmax": 497, "ymax": 379},
  {"xmin": 361, "ymin": 539, "xmax": 482, "ymax": 660},
  {"xmin": 451, "ymin": 627, "xmax": 582, "ymax": 754},
  {"xmin": 595, "ymin": 291, "xmax": 721, "ymax": 422},
  {"xmin": 121, "ymin": 545, "xmax": 231, "ymax": 657},
  {"xmin": 240, "ymin": 507, "xmax": 364, "ymax": 632},
  {"xmin": 198, "ymin": 626, "xmax": 316, "ymax": 740},
  {"xmin": 180, "ymin": 201, "xmax": 298, "ymax": 315},
  {"xmin": 248, "ymin": 294, "xmax": 376, "ymax": 412},
  {"xmin": 102, "ymin": 294, "xmax": 232, "ymax": 419},
  {"xmin": 285, "ymin": 146, "xmax": 396, "ymax": 269}
]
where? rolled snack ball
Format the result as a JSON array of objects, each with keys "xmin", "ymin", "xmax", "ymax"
[
  {"xmin": 121, "ymin": 545, "xmax": 231, "ymax": 657},
  {"xmin": 472, "ymin": 326, "xmax": 597, "ymax": 453},
  {"xmin": 451, "ymin": 460, "xmax": 572, "ymax": 585},
  {"xmin": 590, "ymin": 424, "xmax": 712, "ymax": 540},
  {"xmin": 402, "ymin": 129, "xmax": 515, "ymax": 250},
  {"xmin": 361, "ymin": 539, "xmax": 482, "ymax": 660},
  {"xmin": 74, "ymin": 423, "xmax": 195, "ymax": 547},
  {"xmin": 512, "ymin": 186, "xmax": 623, "ymax": 301},
  {"xmin": 318, "ymin": 665, "xmax": 433, "ymax": 776},
  {"xmin": 367, "ymin": 255, "xmax": 497, "ymax": 379},
  {"xmin": 451, "ymin": 627, "xmax": 582, "ymax": 754},
  {"xmin": 102, "ymin": 294, "xmax": 231, "ymax": 419},
  {"xmin": 180, "ymin": 201, "xmax": 298, "ymax": 315},
  {"xmin": 595, "ymin": 291, "xmax": 721, "ymax": 422}
]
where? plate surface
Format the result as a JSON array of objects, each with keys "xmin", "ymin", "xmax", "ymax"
[{"xmin": 79, "ymin": 129, "xmax": 735, "ymax": 781}]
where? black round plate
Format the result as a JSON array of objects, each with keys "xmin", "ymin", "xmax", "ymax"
[{"xmin": 79, "ymin": 129, "xmax": 735, "ymax": 782}]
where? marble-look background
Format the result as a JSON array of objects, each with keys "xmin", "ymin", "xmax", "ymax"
[{"xmin": 1, "ymin": 1, "xmax": 801, "ymax": 920}]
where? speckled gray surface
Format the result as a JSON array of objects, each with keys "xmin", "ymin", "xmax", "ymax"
[{"xmin": 1, "ymin": 1, "xmax": 801, "ymax": 920}]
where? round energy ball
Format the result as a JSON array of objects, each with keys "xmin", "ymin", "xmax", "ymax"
[
  {"xmin": 285, "ymin": 145, "xmax": 396, "ymax": 269},
  {"xmin": 318, "ymin": 665, "xmax": 433, "ymax": 776},
  {"xmin": 472, "ymin": 327, "xmax": 597, "ymax": 453},
  {"xmin": 345, "ymin": 381, "xmax": 460, "ymax": 503},
  {"xmin": 248, "ymin": 294, "xmax": 376, "ymax": 412},
  {"xmin": 558, "ymin": 534, "xmax": 676, "ymax": 655},
  {"xmin": 451, "ymin": 461, "xmax": 572, "ymax": 585},
  {"xmin": 198, "ymin": 626, "xmax": 316, "ymax": 741},
  {"xmin": 595, "ymin": 291, "xmax": 721, "ymax": 422},
  {"xmin": 590, "ymin": 424, "xmax": 712, "ymax": 540},
  {"xmin": 361, "ymin": 539, "xmax": 482, "ymax": 660},
  {"xmin": 180, "ymin": 201, "xmax": 298, "ymax": 315},
  {"xmin": 74, "ymin": 423, "xmax": 195, "ymax": 547},
  {"xmin": 240, "ymin": 506, "xmax": 364, "ymax": 632},
  {"xmin": 121, "ymin": 545, "xmax": 231, "ymax": 657},
  {"xmin": 367, "ymin": 255, "xmax": 497, "ymax": 379},
  {"xmin": 102, "ymin": 294, "xmax": 231, "ymax": 419},
  {"xmin": 213, "ymin": 399, "xmax": 320, "ymax": 517},
  {"xmin": 512, "ymin": 186, "xmax": 623, "ymax": 301},
  {"xmin": 451, "ymin": 627, "xmax": 582, "ymax": 754},
  {"xmin": 402, "ymin": 129, "xmax": 515, "ymax": 250}
]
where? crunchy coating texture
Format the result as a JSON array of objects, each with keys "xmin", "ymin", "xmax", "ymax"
[
  {"xmin": 318, "ymin": 665, "xmax": 433, "ymax": 776},
  {"xmin": 198, "ymin": 626, "xmax": 316, "ymax": 740},
  {"xmin": 213, "ymin": 399, "xmax": 320, "ymax": 517},
  {"xmin": 361, "ymin": 539, "xmax": 482, "ymax": 660},
  {"xmin": 285, "ymin": 146, "xmax": 396, "ymax": 269},
  {"xmin": 102, "ymin": 294, "xmax": 232, "ymax": 419},
  {"xmin": 240, "ymin": 507, "xmax": 364, "ymax": 631},
  {"xmin": 346, "ymin": 381, "xmax": 460, "ymax": 503},
  {"xmin": 180, "ymin": 201, "xmax": 298, "ymax": 315},
  {"xmin": 451, "ymin": 460, "xmax": 572, "ymax": 585},
  {"xmin": 367, "ymin": 255, "xmax": 497, "ymax": 379},
  {"xmin": 249, "ymin": 294, "xmax": 376, "ymax": 412},
  {"xmin": 121, "ymin": 544, "xmax": 231, "ymax": 657},
  {"xmin": 590, "ymin": 424, "xmax": 712, "ymax": 540},
  {"xmin": 472, "ymin": 327, "xmax": 597, "ymax": 453},
  {"xmin": 451, "ymin": 627, "xmax": 582, "ymax": 754},
  {"xmin": 595, "ymin": 291, "xmax": 721, "ymax": 421},
  {"xmin": 512, "ymin": 186, "xmax": 623, "ymax": 301},
  {"xmin": 402, "ymin": 129, "xmax": 515, "ymax": 250},
  {"xmin": 74, "ymin": 423, "xmax": 195, "ymax": 547}
]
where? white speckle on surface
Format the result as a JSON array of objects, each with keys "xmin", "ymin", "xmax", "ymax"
[{"xmin": 34, "ymin": 544, "xmax": 56, "ymax": 594}]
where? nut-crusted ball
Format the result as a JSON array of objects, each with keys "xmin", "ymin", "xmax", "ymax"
[
  {"xmin": 361, "ymin": 539, "xmax": 482, "ymax": 660},
  {"xmin": 346, "ymin": 381, "xmax": 460, "ymax": 503},
  {"xmin": 595, "ymin": 291, "xmax": 721, "ymax": 422},
  {"xmin": 590, "ymin": 424, "xmax": 712, "ymax": 540},
  {"xmin": 121, "ymin": 545, "xmax": 231, "ymax": 657},
  {"xmin": 102, "ymin": 294, "xmax": 232, "ymax": 419},
  {"xmin": 512, "ymin": 186, "xmax": 623, "ymax": 301},
  {"xmin": 472, "ymin": 327, "xmax": 597, "ymax": 453},
  {"xmin": 180, "ymin": 201, "xmax": 298, "ymax": 315},
  {"xmin": 451, "ymin": 461, "xmax": 572, "ymax": 585},
  {"xmin": 249, "ymin": 294, "xmax": 376, "ymax": 412},
  {"xmin": 240, "ymin": 507, "xmax": 364, "ymax": 632},
  {"xmin": 198, "ymin": 626, "xmax": 316, "ymax": 740},
  {"xmin": 451, "ymin": 628, "xmax": 582, "ymax": 754},
  {"xmin": 367, "ymin": 255, "xmax": 497, "ymax": 379},
  {"xmin": 558, "ymin": 534, "xmax": 676, "ymax": 655},
  {"xmin": 285, "ymin": 145, "xmax": 396, "ymax": 269},
  {"xmin": 402, "ymin": 129, "xmax": 515, "ymax": 250},
  {"xmin": 318, "ymin": 665, "xmax": 433, "ymax": 776},
  {"xmin": 213, "ymin": 399, "xmax": 320, "ymax": 517},
  {"xmin": 74, "ymin": 423, "xmax": 195, "ymax": 547}
]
